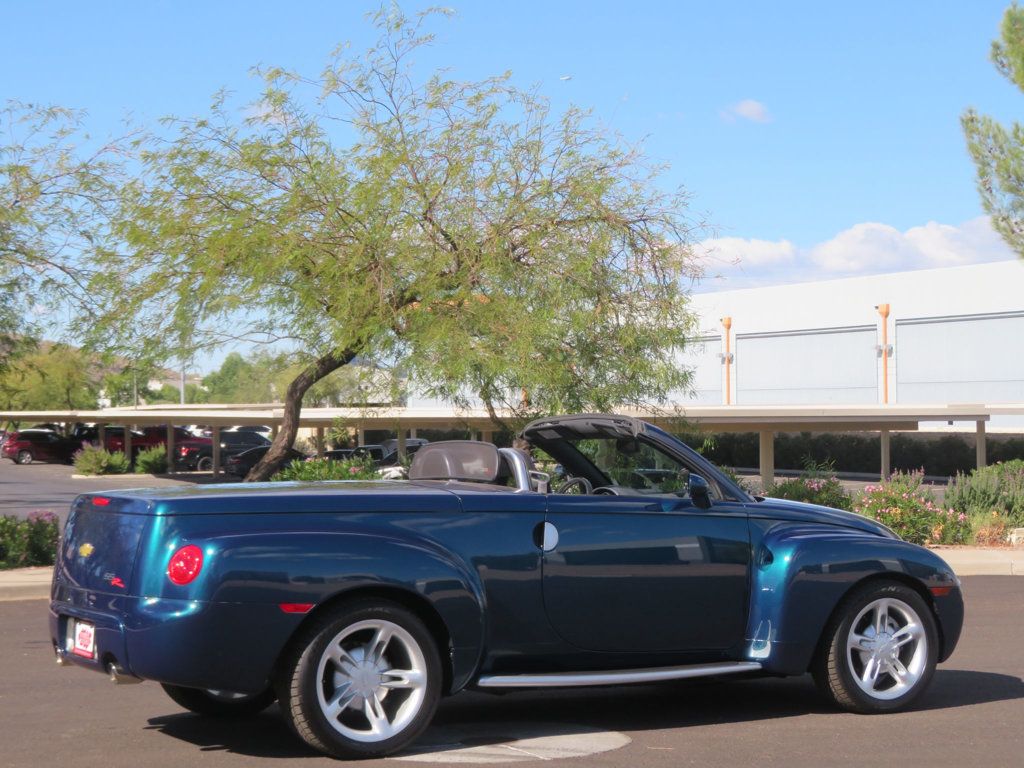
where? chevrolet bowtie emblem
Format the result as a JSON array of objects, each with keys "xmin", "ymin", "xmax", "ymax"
[{"xmin": 78, "ymin": 543, "xmax": 94, "ymax": 558}]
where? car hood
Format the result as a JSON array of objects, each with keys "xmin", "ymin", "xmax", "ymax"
[{"xmin": 750, "ymin": 496, "xmax": 898, "ymax": 539}]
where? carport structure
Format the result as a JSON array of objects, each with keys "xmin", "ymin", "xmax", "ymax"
[{"xmin": 0, "ymin": 403, "xmax": 995, "ymax": 486}]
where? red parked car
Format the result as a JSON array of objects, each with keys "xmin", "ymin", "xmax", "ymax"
[
  {"xmin": 105, "ymin": 426, "xmax": 194, "ymax": 456},
  {"xmin": 1, "ymin": 431, "xmax": 82, "ymax": 464}
]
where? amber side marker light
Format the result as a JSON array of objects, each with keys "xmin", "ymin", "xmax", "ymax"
[{"xmin": 167, "ymin": 545, "xmax": 204, "ymax": 585}]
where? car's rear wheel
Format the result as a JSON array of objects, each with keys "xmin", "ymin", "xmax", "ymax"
[
  {"xmin": 16, "ymin": 450, "xmax": 33, "ymax": 465},
  {"xmin": 276, "ymin": 600, "xmax": 441, "ymax": 759},
  {"xmin": 196, "ymin": 456, "xmax": 213, "ymax": 471},
  {"xmin": 161, "ymin": 684, "xmax": 276, "ymax": 717},
  {"xmin": 813, "ymin": 581, "xmax": 938, "ymax": 713}
]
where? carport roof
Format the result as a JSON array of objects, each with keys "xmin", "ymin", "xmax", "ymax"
[{"xmin": 0, "ymin": 403, "xmax": 994, "ymax": 433}]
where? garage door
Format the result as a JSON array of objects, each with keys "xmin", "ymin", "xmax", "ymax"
[
  {"xmin": 669, "ymin": 336, "xmax": 722, "ymax": 404},
  {"xmin": 896, "ymin": 312, "xmax": 1024, "ymax": 403},
  {"xmin": 736, "ymin": 326, "xmax": 878, "ymax": 404}
]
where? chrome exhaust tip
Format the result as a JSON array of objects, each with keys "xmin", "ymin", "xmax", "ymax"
[{"xmin": 107, "ymin": 663, "xmax": 142, "ymax": 685}]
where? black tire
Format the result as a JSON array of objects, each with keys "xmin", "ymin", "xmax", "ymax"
[
  {"xmin": 161, "ymin": 683, "xmax": 276, "ymax": 717},
  {"xmin": 813, "ymin": 581, "xmax": 938, "ymax": 713},
  {"xmin": 16, "ymin": 450, "xmax": 33, "ymax": 465},
  {"xmin": 275, "ymin": 600, "xmax": 442, "ymax": 759},
  {"xmin": 196, "ymin": 456, "xmax": 214, "ymax": 472}
]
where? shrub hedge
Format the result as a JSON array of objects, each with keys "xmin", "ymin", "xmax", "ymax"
[
  {"xmin": 73, "ymin": 445, "xmax": 131, "ymax": 475},
  {"xmin": 0, "ymin": 511, "xmax": 60, "ymax": 569},
  {"xmin": 134, "ymin": 445, "xmax": 168, "ymax": 474},
  {"xmin": 676, "ymin": 430, "xmax": 1024, "ymax": 478},
  {"xmin": 271, "ymin": 457, "xmax": 379, "ymax": 482}
]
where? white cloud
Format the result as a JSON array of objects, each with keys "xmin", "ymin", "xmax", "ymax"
[
  {"xmin": 720, "ymin": 99, "xmax": 772, "ymax": 123},
  {"xmin": 699, "ymin": 216, "xmax": 1016, "ymax": 290},
  {"xmin": 700, "ymin": 236, "xmax": 796, "ymax": 268}
]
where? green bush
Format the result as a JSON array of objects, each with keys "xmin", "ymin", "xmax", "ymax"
[
  {"xmin": 0, "ymin": 511, "xmax": 60, "ymax": 569},
  {"xmin": 73, "ymin": 445, "xmax": 131, "ymax": 475},
  {"xmin": 271, "ymin": 457, "xmax": 379, "ymax": 482},
  {"xmin": 135, "ymin": 445, "xmax": 168, "ymax": 474},
  {"xmin": 854, "ymin": 472, "xmax": 970, "ymax": 546},
  {"xmin": 945, "ymin": 459, "xmax": 1024, "ymax": 528},
  {"xmin": 763, "ymin": 460, "xmax": 854, "ymax": 510},
  {"xmin": 718, "ymin": 465, "xmax": 756, "ymax": 494}
]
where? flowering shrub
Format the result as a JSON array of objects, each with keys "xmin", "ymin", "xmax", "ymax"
[
  {"xmin": 946, "ymin": 460, "xmax": 1024, "ymax": 528},
  {"xmin": 763, "ymin": 460, "xmax": 853, "ymax": 510},
  {"xmin": 854, "ymin": 472, "xmax": 970, "ymax": 546},
  {"xmin": 0, "ymin": 510, "xmax": 60, "ymax": 569},
  {"xmin": 765, "ymin": 475, "xmax": 854, "ymax": 510},
  {"xmin": 970, "ymin": 511, "xmax": 1008, "ymax": 546},
  {"xmin": 271, "ymin": 457, "xmax": 379, "ymax": 482}
]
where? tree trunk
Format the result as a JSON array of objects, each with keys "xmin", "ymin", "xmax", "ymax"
[{"xmin": 245, "ymin": 349, "xmax": 355, "ymax": 482}]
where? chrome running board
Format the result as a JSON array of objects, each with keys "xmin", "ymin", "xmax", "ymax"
[{"xmin": 476, "ymin": 661, "xmax": 762, "ymax": 688}]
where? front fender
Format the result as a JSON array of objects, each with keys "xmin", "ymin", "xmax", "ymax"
[{"xmin": 746, "ymin": 520, "xmax": 962, "ymax": 674}]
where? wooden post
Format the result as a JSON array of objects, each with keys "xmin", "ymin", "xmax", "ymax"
[
  {"xmin": 977, "ymin": 420, "xmax": 987, "ymax": 469},
  {"xmin": 165, "ymin": 424, "xmax": 175, "ymax": 474},
  {"xmin": 397, "ymin": 427, "xmax": 407, "ymax": 461},
  {"xmin": 98, "ymin": 424, "xmax": 106, "ymax": 449},
  {"xmin": 759, "ymin": 431, "xmax": 774, "ymax": 491},
  {"xmin": 409, "ymin": 427, "xmax": 418, "ymax": 439},
  {"xmin": 482, "ymin": 430, "xmax": 494, "ymax": 444},
  {"xmin": 316, "ymin": 427, "xmax": 325, "ymax": 458},
  {"xmin": 357, "ymin": 427, "xmax": 366, "ymax": 447},
  {"xmin": 880, "ymin": 429, "xmax": 891, "ymax": 480},
  {"xmin": 211, "ymin": 425, "xmax": 221, "ymax": 476}
]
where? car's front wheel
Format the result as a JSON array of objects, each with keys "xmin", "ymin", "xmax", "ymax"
[
  {"xmin": 15, "ymin": 450, "xmax": 33, "ymax": 465},
  {"xmin": 196, "ymin": 456, "xmax": 213, "ymax": 472},
  {"xmin": 276, "ymin": 600, "xmax": 441, "ymax": 759},
  {"xmin": 814, "ymin": 581, "xmax": 938, "ymax": 713},
  {"xmin": 161, "ymin": 684, "xmax": 276, "ymax": 717}
]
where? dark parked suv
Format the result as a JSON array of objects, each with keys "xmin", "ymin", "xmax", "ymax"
[
  {"xmin": 1, "ymin": 431, "xmax": 82, "ymax": 464},
  {"xmin": 175, "ymin": 430, "xmax": 272, "ymax": 471}
]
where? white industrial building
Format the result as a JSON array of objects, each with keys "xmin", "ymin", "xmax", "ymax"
[{"xmin": 677, "ymin": 259, "xmax": 1024, "ymax": 427}]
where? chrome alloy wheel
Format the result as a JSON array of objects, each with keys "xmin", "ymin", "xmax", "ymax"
[
  {"xmin": 314, "ymin": 619, "xmax": 428, "ymax": 743},
  {"xmin": 846, "ymin": 597, "xmax": 928, "ymax": 700}
]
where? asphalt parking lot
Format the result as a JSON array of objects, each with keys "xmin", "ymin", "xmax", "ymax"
[
  {"xmin": 0, "ymin": 577, "xmax": 1021, "ymax": 768},
  {"xmin": 0, "ymin": 458, "xmax": 228, "ymax": 522}
]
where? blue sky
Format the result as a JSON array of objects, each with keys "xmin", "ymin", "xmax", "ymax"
[{"xmin": 3, "ymin": 1, "xmax": 1020, "ymax": 367}]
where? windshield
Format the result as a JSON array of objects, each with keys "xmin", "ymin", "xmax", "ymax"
[{"xmin": 566, "ymin": 437, "xmax": 693, "ymax": 495}]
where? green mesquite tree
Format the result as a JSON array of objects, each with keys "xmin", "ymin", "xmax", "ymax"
[
  {"xmin": 964, "ymin": 3, "xmax": 1024, "ymax": 257},
  {"xmin": 1, "ymin": 103, "xmax": 126, "ymax": 376},
  {"xmin": 84, "ymin": 7, "xmax": 704, "ymax": 481}
]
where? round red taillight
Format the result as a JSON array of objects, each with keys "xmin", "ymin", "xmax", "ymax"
[{"xmin": 167, "ymin": 544, "xmax": 204, "ymax": 585}]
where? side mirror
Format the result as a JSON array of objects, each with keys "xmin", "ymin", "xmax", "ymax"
[{"xmin": 689, "ymin": 473, "xmax": 712, "ymax": 510}]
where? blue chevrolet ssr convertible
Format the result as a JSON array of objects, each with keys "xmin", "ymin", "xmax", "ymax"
[{"xmin": 50, "ymin": 414, "xmax": 964, "ymax": 759}]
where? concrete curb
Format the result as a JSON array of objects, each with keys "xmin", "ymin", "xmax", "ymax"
[
  {"xmin": 0, "ymin": 567, "xmax": 52, "ymax": 602},
  {"xmin": 3, "ymin": 547, "xmax": 1023, "ymax": 601}
]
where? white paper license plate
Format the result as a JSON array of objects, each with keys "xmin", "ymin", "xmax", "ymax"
[{"xmin": 71, "ymin": 620, "xmax": 96, "ymax": 659}]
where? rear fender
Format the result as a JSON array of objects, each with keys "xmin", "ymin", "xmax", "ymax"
[
  {"xmin": 136, "ymin": 519, "xmax": 486, "ymax": 691},
  {"xmin": 746, "ymin": 521, "xmax": 961, "ymax": 674}
]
